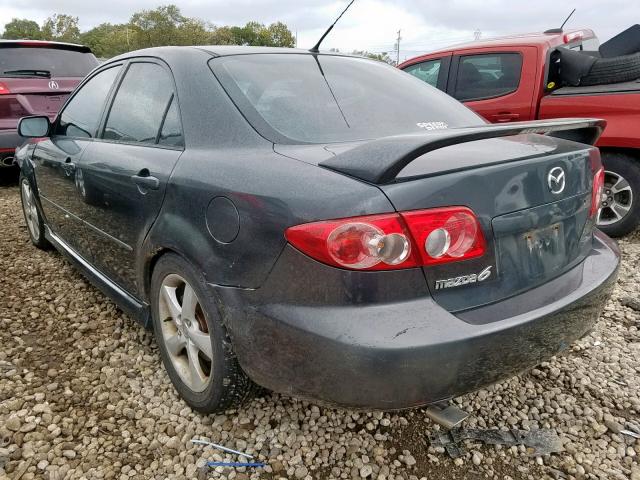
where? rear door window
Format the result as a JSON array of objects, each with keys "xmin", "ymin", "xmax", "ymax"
[
  {"xmin": 0, "ymin": 47, "xmax": 98, "ymax": 78},
  {"xmin": 103, "ymin": 62, "xmax": 182, "ymax": 146},
  {"xmin": 57, "ymin": 65, "xmax": 122, "ymax": 138},
  {"xmin": 453, "ymin": 53, "xmax": 522, "ymax": 101},
  {"xmin": 404, "ymin": 59, "xmax": 442, "ymax": 88}
]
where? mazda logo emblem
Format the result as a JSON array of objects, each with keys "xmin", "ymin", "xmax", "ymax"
[
  {"xmin": 547, "ymin": 167, "xmax": 566, "ymax": 194},
  {"xmin": 48, "ymin": 80, "xmax": 59, "ymax": 90}
]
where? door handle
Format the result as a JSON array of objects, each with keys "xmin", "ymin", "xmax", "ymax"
[
  {"xmin": 131, "ymin": 172, "xmax": 160, "ymax": 190},
  {"xmin": 491, "ymin": 112, "xmax": 520, "ymax": 123}
]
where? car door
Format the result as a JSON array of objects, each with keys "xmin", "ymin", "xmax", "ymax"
[
  {"xmin": 402, "ymin": 54, "xmax": 452, "ymax": 91},
  {"xmin": 31, "ymin": 64, "xmax": 123, "ymax": 259},
  {"xmin": 77, "ymin": 60, "xmax": 184, "ymax": 296},
  {"xmin": 448, "ymin": 48, "xmax": 538, "ymax": 122}
]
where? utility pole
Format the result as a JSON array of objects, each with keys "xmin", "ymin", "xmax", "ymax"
[
  {"xmin": 395, "ymin": 29, "xmax": 401, "ymax": 66},
  {"xmin": 474, "ymin": 29, "xmax": 482, "ymax": 41}
]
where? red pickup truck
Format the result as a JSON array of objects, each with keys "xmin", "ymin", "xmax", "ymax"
[{"xmin": 399, "ymin": 28, "xmax": 640, "ymax": 236}]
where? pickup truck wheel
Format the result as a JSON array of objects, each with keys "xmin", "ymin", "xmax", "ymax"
[
  {"xmin": 597, "ymin": 153, "xmax": 640, "ymax": 237},
  {"xmin": 150, "ymin": 253, "xmax": 258, "ymax": 413}
]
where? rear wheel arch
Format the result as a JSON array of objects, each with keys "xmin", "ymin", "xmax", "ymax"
[
  {"xmin": 148, "ymin": 252, "xmax": 259, "ymax": 412},
  {"xmin": 140, "ymin": 211, "xmax": 217, "ymax": 300},
  {"xmin": 143, "ymin": 247, "xmax": 177, "ymax": 307}
]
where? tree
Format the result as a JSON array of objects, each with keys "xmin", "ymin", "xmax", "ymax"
[
  {"xmin": 267, "ymin": 22, "xmax": 295, "ymax": 48},
  {"xmin": 1, "ymin": 5, "xmax": 296, "ymax": 57},
  {"xmin": 176, "ymin": 18, "xmax": 211, "ymax": 46},
  {"xmin": 209, "ymin": 26, "xmax": 236, "ymax": 45},
  {"xmin": 352, "ymin": 50, "xmax": 395, "ymax": 65},
  {"xmin": 2, "ymin": 18, "xmax": 42, "ymax": 40},
  {"xmin": 42, "ymin": 14, "xmax": 81, "ymax": 43},
  {"xmin": 81, "ymin": 23, "xmax": 131, "ymax": 58},
  {"xmin": 129, "ymin": 5, "xmax": 184, "ymax": 48},
  {"xmin": 211, "ymin": 21, "xmax": 295, "ymax": 47}
]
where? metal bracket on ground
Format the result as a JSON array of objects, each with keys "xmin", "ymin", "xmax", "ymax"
[{"xmin": 429, "ymin": 427, "xmax": 564, "ymax": 458}]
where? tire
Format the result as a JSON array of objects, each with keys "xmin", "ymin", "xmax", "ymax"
[
  {"xmin": 581, "ymin": 53, "xmax": 640, "ymax": 86},
  {"xmin": 597, "ymin": 153, "xmax": 640, "ymax": 237},
  {"xmin": 19, "ymin": 174, "xmax": 51, "ymax": 250},
  {"xmin": 150, "ymin": 253, "xmax": 257, "ymax": 413}
]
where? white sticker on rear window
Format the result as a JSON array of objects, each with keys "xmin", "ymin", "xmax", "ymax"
[{"xmin": 417, "ymin": 122, "xmax": 448, "ymax": 130}]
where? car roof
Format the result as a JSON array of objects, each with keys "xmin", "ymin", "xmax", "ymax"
[
  {"xmin": 399, "ymin": 28, "xmax": 596, "ymax": 63},
  {"xmin": 198, "ymin": 46, "xmax": 320, "ymax": 56},
  {"xmin": 106, "ymin": 45, "xmax": 370, "ymax": 64},
  {"xmin": 0, "ymin": 39, "xmax": 92, "ymax": 53}
]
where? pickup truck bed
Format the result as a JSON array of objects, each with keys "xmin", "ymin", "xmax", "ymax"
[{"xmin": 550, "ymin": 80, "xmax": 640, "ymax": 96}]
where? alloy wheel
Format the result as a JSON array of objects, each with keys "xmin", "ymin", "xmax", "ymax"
[
  {"xmin": 158, "ymin": 274, "xmax": 213, "ymax": 393},
  {"xmin": 597, "ymin": 170, "xmax": 634, "ymax": 227},
  {"xmin": 21, "ymin": 179, "xmax": 40, "ymax": 242}
]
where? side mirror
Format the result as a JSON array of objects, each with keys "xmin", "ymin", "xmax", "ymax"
[{"xmin": 18, "ymin": 116, "xmax": 51, "ymax": 138}]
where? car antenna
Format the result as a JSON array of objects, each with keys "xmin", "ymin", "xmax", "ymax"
[
  {"xmin": 309, "ymin": 0, "xmax": 356, "ymax": 53},
  {"xmin": 544, "ymin": 8, "xmax": 576, "ymax": 34}
]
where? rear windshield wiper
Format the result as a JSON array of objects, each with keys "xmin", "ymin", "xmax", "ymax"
[{"xmin": 2, "ymin": 69, "xmax": 51, "ymax": 78}]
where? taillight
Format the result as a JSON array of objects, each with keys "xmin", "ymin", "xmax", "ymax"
[
  {"xmin": 401, "ymin": 207, "xmax": 486, "ymax": 266},
  {"xmin": 285, "ymin": 207, "xmax": 486, "ymax": 271},
  {"xmin": 0, "ymin": 82, "xmax": 10, "ymax": 95},
  {"xmin": 589, "ymin": 148, "xmax": 605, "ymax": 217},
  {"xmin": 590, "ymin": 168, "xmax": 605, "ymax": 217},
  {"xmin": 286, "ymin": 213, "xmax": 417, "ymax": 270}
]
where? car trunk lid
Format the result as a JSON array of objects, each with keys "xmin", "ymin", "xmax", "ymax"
[
  {"xmin": 312, "ymin": 119, "xmax": 605, "ymax": 312},
  {"xmin": 378, "ymin": 134, "xmax": 597, "ymax": 311},
  {"xmin": 0, "ymin": 77, "xmax": 79, "ymax": 129}
]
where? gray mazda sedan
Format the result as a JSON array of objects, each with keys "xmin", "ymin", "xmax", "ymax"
[{"xmin": 15, "ymin": 46, "xmax": 619, "ymax": 413}]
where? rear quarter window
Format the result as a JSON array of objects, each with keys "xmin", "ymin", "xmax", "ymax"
[{"xmin": 404, "ymin": 59, "xmax": 442, "ymax": 87}]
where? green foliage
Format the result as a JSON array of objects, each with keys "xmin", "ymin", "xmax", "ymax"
[
  {"xmin": 2, "ymin": 18, "xmax": 42, "ymax": 40},
  {"xmin": 352, "ymin": 50, "xmax": 395, "ymax": 65},
  {"xmin": 81, "ymin": 23, "xmax": 131, "ymax": 58},
  {"xmin": 211, "ymin": 21, "xmax": 295, "ymax": 47},
  {"xmin": 41, "ymin": 14, "xmax": 81, "ymax": 43},
  {"xmin": 2, "ymin": 5, "xmax": 296, "ymax": 57}
]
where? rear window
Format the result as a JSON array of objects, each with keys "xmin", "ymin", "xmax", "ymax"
[
  {"xmin": 0, "ymin": 47, "xmax": 98, "ymax": 78},
  {"xmin": 211, "ymin": 54, "xmax": 482, "ymax": 144}
]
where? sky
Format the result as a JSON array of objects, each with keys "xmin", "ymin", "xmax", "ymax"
[{"xmin": 1, "ymin": 0, "xmax": 638, "ymax": 62}]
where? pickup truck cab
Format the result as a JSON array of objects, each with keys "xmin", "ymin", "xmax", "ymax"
[{"xmin": 399, "ymin": 29, "xmax": 640, "ymax": 236}]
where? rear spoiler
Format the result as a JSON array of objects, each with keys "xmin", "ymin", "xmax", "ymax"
[
  {"xmin": 319, "ymin": 118, "xmax": 606, "ymax": 184},
  {"xmin": 0, "ymin": 40, "xmax": 92, "ymax": 54}
]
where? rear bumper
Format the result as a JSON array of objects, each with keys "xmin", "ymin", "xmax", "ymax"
[
  {"xmin": 214, "ymin": 231, "xmax": 619, "ymax": 410},
  {"xmin": 0, "ymin": 129, "xmax": 21, "ymax": 149},
  {"xmin": 0, "ymin": 130, "xmax": 21, "ymax": 166}
]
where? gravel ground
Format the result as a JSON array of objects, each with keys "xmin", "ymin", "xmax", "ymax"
[{"xmin": 0, "ymin": 183, "xmax": 638, "ymax": 480}]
